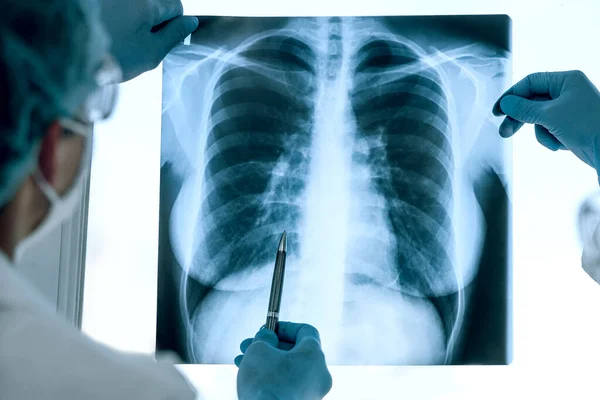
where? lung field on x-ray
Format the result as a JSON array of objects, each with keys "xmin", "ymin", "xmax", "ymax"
[
  {"xmin": 158, "ymin": 15, "xmax": 512, "ymax": 366},
  {"xmin": 349, "ymin": 37, "xmax": 456, "ymax": 297},
  {"xmin": 191, "ymin": 34, "xmax": 315, "ymax": 287}
]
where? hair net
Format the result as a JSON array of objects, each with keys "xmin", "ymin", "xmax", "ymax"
[{"xmin": 0, "ymin": 0, "xmax": 110, "ymax": 207}]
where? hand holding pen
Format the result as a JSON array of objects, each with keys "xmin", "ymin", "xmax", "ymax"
[
  {"xmin": 235, "ymin": 322, "xmax": 333, "ymax": 400},
  {"xmin": 234, "ymin": 231, "xmax": 333, "ymax": 400}
]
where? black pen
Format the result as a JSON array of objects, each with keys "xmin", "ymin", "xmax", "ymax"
[{"xmin": 266, "ymin": 231, "xmax": 287, "ymax": 332}]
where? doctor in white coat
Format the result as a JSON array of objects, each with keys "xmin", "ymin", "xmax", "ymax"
[{"xmin": 0, "ymin": 0, "xmax": 332, "ymax": 399}]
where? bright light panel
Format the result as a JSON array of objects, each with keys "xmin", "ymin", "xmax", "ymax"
[{"xmin": 83, "ymin": 1, "xmax": 600, "ymax": 399}]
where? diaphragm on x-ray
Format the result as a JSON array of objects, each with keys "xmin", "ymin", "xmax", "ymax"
[{"xmin": 157, "ymin": 15, "xmax": 512, "ymax": 365}]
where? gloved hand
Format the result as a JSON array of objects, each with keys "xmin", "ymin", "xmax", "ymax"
[
  {"xmin": 99, "ymin": 0, "xmax": 200, "ymax": 82},
  {"xmin": 235, "ymin": 322, "xmax": 333, "ymax": 400},
  {"xmin": 492, "ymin": 70, "xmax": 600, "ymax": 178}
]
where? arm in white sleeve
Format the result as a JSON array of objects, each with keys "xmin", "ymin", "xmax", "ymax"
[{"xmin": 0, "ymin": 259, "xmax": 199, "ymax": 400}]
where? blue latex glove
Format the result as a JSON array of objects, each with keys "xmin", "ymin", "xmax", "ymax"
[
  {"xmin": 99, "ymin": 0, "xmax": 200, "ymax": 81},
  {"xmin": 235, "ymin": 322, "xmax": 333, "ymax": 400},
  {"xmin": 492, "ymin": 70, "xmax": 600, "ymax": 179}
]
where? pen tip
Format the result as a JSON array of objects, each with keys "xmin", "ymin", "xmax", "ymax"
[{"xmin": 278, "ymin": 231, "xmax": 287, "ymax": 252}]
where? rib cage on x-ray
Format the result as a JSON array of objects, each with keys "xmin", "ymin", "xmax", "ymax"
[
  {"xmin": 194, "ymin": 21, "xmax": 457, "ymax": 298},
  {"xmin": 195, "ymin": 34, "xmax": 315, "ymax": 286},
  {"xmin": 159, "ymin": 15, "xmax": 511, "ymax": 366}
]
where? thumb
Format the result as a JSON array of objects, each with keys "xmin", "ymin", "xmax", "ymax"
[
  {"xmin": 252, "ymin": 327, "xmax": 280, "ymax": 348},
  {"xmin": 534, "ymin": 124, "xmax": 566, "ymax": 151},
  {"xmin": 156, "ymin": 15, "xmax": 199, "ymax": 58},
  {"xmin": 499, "ymin": 95, "xmax": 548, "ymax": 125}
]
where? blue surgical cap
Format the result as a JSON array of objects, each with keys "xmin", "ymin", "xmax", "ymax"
[{"xmin": 0, "ymin": 0, "xmax": 110, "ymax": 207}]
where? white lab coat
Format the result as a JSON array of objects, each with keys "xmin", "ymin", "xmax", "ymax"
[{"xmin": 0, "ymin": 252, "xmax": 198, "ymax": 399}]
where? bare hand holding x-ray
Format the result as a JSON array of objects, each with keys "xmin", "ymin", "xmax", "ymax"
[{"xmin": 157, "ymin": 15, "xmax": 512, "ymax": 366}]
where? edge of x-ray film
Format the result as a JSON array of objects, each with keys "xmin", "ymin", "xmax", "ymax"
[{"xmin": 157, "ymin": 15, "xmax": 512, "ymax": 366}]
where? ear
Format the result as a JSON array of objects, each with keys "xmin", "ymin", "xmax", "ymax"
[{"xmin": 37, "ymin": 120, "xmax": 63, "ymax": 186}]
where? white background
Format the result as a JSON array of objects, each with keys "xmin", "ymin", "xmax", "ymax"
[{"xmin": 82, "ymin": 0, "xmax": 600, "ymax": 399}]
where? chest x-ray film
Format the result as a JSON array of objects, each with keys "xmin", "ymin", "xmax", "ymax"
[{"xmin": 157, "ymin": 15, "xmax": 512, "ymax": 365}]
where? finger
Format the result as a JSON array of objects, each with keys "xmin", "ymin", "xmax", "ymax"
[
  {"xmin": 240, "ymin": 338, "xmax": 253, "ymax": 353},
  {"xmin": 499, "ymin": 93, "xmax": 553, "ymax": 138},
  {"xmin": 534, "ymin": 124, "xmax": 566, "ymax": 151},
  {"xmin": 279, "ymin": 341, "xmax": 295, "ymax": 351},
  {"xmin": 195, "ymin": 16, "xmax": 220, "ymax": 27},
  {"xmin": 319, "ymin": 370, "xmax": 334, "ymax": 396},
  {"xmin": 277, "ymin": 322, "xmax": 322, "ymax": 347},
  {"xmin": 492, "ymin": 72, "xmax": 554, "ymax": 116},
  {"xmin": 155, "ymin": 15, "xmax": 200, "ymax": 59},
  {"xmin": 499, "ymin": 95, "xmax": 553, "ymax": 126},
  {"xmin": 251, "ymin": 327, "xmax": 280, "ymax": 348},
  {"xmin": 510, "ymin": 72, "xmax": 553, "ymax": 97},
  {"xmin": 152, "ymin": 0, "xmax": 184, "ymax": 27},
  {"xmin": 155, "ymin": 16, "xmax": 218, "ymax": 33},
  {"xmin": 498, "ymin": 116, "xmax": 524, "ymax": 138},
  {"xmin": 234, "ymin": 354, "xmax": 244, "ymax": 367}
]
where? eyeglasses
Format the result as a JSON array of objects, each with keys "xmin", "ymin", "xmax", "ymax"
[
  {"xmin": 73, "ymin": 54, "xmax": 123, "ymax": 124},
  {"xmin": 58, "ymin": 55, "xmax": 122, "ymax": 138},
  {"xmin": 59, "ymin": 55, "xmax": 122, "ymax": 137}
]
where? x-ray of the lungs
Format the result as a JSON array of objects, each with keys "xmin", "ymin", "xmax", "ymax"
[{"xmin": 157, "ymin": 15, "xmax": 512, "ymax": 366}]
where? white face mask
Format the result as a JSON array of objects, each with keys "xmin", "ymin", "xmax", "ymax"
[{"xmin": 13, "ymin": 119, "xmax": 93, "ymax": 264}]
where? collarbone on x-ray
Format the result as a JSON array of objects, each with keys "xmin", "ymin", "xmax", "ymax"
[{"xmin": 158, "ymin": 16, "xmax": 512, "ymax": 366}]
